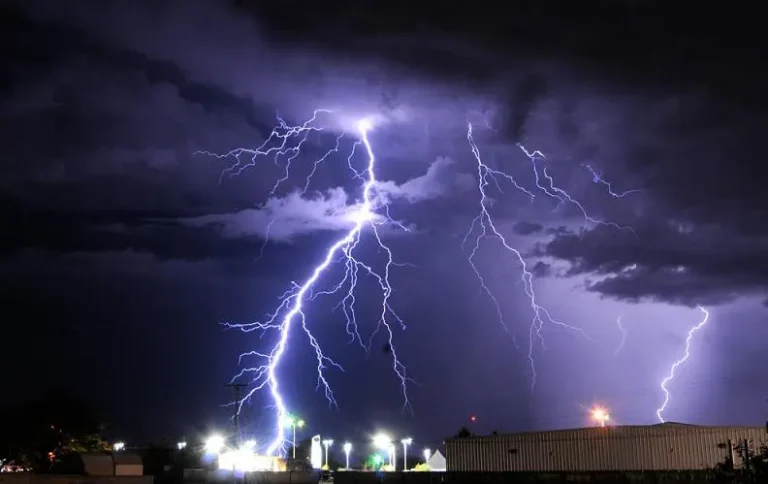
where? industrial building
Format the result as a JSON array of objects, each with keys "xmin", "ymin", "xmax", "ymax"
[{"xmin": 445, "ymin": 423, "xmax": 768, "ymax": 472}]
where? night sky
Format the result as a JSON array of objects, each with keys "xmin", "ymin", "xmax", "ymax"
[{"xmin": 2, "ymin": 0, "xmax": 767, "ymax": 457}]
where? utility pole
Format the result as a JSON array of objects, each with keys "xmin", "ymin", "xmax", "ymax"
[{"xmin": 226, "ymin": 383, "xmax": 248, "ymax": 446}]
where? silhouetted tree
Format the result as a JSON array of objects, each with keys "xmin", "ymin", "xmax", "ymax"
[
  {"xmin": 293, "ymin": 437, "xmax": 313, "ymax": 461},
  {"xmin": 711, "ymin": 441, "xmax": 768, "ymax": 481},
  {"xmin": 0, "ymin": 390, "xmax": 109, "ymax": 471},
  {"xmin": 737, "ymin": 442, "xmax": 768, "ymax": 477},
  {"xmin": 455, "ymin": 426, "xmax": 471, "ymax": 438}
]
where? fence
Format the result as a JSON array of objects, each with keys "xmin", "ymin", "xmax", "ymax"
[
  {"xmin": 331, "ymin": 470, "xmax": 758, "ymax": 484},
  {"xmin": 182, "ymin": 470, "xmax": 318, "ymax": 484},
  {"xmin": 0, "ymin": 475, "xmax": 152, "ymax": 484}
]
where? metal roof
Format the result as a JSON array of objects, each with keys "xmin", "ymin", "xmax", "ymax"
[
  {"xmin": 446, "ymin": 424, "xmax": 768, "ymax": 472},
  {"xmin": 448, "ymin": 423, "xmax": 761, "ymax": 441}
]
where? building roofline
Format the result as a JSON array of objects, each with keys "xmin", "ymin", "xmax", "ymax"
[{"xmin": 446, "ymin": 422, "xmax": 767, "ymax": 441}]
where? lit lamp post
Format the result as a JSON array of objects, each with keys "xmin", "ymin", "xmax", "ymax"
[
  {"xmin": 113, "ymin": 442, "xmax": 125, "ymax": 452},
  {"xmin": 343, "ymin": 442, "xmax": 352, "ymax": 469},
  {"xmin": 204, "ymin": 435, "xmax": 225, "ymax": 454},
  {"xmin": 401, "ymin": 438, "xmax": 412, "ymax": 470},
  {"xmin": 283, "ymin": 415, "xmax": 305, "ymax": 459},
  {"xmin": 591, "ymin": 406, "xmax": 610, "ymax": 427},
  {"xmin": 322, "ymin": 439, "xmax": 333, "ymax": 468},
  {"xmin": 372, "ymin": 434, "xmax": 393, "ymax": 470},
  {"xmin": 177, "ymin": 441, "xmax": 187, "ymax": 450},
  {"xmin": 423, "ymin": 448, "xmax": 431, "ymax": 466}
]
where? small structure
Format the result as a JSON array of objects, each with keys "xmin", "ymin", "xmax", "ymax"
[
  {"xmin": 113, "ymin": 453, "xmax": 143, "ymax": 476},
  {"xmin": 79, "ymin": 452, "xmax": 144, "ymax": 476},
  {"xmin": 80, "ymin": 453, "xmax": 115, "ymax": 476},
  {"xmin": 426, "ymin": 450, "xmax": 446, "ymax": 471}
]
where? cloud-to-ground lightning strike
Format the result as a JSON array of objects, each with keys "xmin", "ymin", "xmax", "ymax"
[
  {"xmin": 463, "ymin": 121, "xmax": 594, "ymax": 389},
  {"xmin": 614, "ymin": 316, "xmax": 627, "ymax": 355},
  {"xmin": 201, "ymin": 112, "xmax": 410, "ymax": 456},
  {"xmin": 656, "ymin": 306, "xmax": 710, "ymax": 423}
]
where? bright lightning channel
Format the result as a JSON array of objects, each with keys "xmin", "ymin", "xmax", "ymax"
[
  {"xmin": 614, "ymin": 316, "xmax": 627, "ymax": 355},
  {"xmin": 462, "ymin": 121, "xmax": 593, "ymax": 389},
  {"xmin": 202, "ymin": 111, "xmax": 409, "ymax": 456},
  {"xmin": 655, "ymin": 306, "xmax": 710, "ymax": 423}
]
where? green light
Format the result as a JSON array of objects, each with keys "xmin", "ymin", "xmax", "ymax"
[{"xmin": 282, "ymin": 414, "xmax": 305, "ymax": 428}]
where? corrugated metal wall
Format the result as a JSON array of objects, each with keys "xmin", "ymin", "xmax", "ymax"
[{"xmin": 446, "ymin": 424, "xmax": 768, "ymax": 472}]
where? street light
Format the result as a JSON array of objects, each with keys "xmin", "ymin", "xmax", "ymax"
[
  {"xmin": 322, "ymin": 439, "xmax": 333, "ymax": 468},
  {"xmin": 401, "ymin": 438, "xmax": 412, "ymax": 470},
  {"xmin": 342, "ymin": 442, "xmax": 352, "ymax": 469},
  {"xmin": 205, "ymin": 435, "xmax": 225, "ymax": 454},
  {"xmin": 372, "ymin": 433, "xmax": 391, "ymax": 450},
  {"xmin": 113, "ymin": 442, "xmax": 125, "ymax": 452},
  {"xmin": 283, "ymin": 415, "xmax": 306, "ymax": 459},
  {"xmin": 177, "ymin": 441, "xmax": 187, "ymax": 450},
  {"xmin": 591, "ymin": 406, "xmax": 610, "ymax": 427},
  {"xmin": 372, "ymin": 434, "xmax": 393, "ymax": 469},
  {"xmin": 423, "ymin": 448, "xmax": 431, "ymax": 464}
]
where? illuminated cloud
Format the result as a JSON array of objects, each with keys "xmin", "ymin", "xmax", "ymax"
[
  {"xmin": 176, "ymin": 156, "xmax": 471, "ymax": 242},
  {"xmin": 376, "ymin": 156, "xmax": 475, "ymax": 203},
  {"xmin": 177, "ymin": 188, "xmax": 360, "ymax": 241}
]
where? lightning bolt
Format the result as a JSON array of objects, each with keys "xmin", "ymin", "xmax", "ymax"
[
  {"xmin": 518, "ymin": 148, "xmax": 635, "ymax": 234},
  {"xmin": 583, "ymin": 164, "xmax": 642, "ymax": 198},
  {"xmin": 614, "ymin": 316, "xmax": 627, "ymax": 355},
  {"xmin": 463, "ymin": 121, "xmax": 594, "ymax": 389},
  {"xmin": 201, "ymin": 112, "xmax": 410, "ymax": 455},
  {"xmin": 656, "ymin": 306, "xmax": 710, "ymax": 423}
]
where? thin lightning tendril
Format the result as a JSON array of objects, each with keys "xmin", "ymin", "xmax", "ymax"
[
  {"xmin": 614, "ymin": 316, "xmax": 627, "ymax": 355},
  {"xmin": 656, "ymin": 306, "xmax": 710, "ymax": 423},
  {"xmin": 516, "ymin": 147, "xmax": 636, "ymax": 234},
  {"xmin": 583, "ymin": 164, "xmax": 642, "ymax": 198},
  {"xmin": 463, "ymin": 122, "xmax": 596, "ymax": 390},
  {"xmin": 200, "ymin": 111, "xmax": 410, "ymax": 456}
]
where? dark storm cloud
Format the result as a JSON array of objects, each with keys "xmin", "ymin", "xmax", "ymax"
[
  {"xmin": 5, "ymin": 0, "xmax": 766, "ymax": 307},
  {"xmin": 512, "ymin": 221, "xmax": 544, "ymax": 236},
  {"xmin": 0, "ymin": 0, "xmax": 486, "ymax": 288},
  {"xmin": 540, "ymin": 224, "xmax": 768, "ymax": 306},
  {"xmin": 0, "ymin": 3, "xmax": 285, "ymax": 217},
  {"xmin": 524, "ymin": 82, "xmax": 768, "ymax": 306},
  {"xmin": 506, "ymin": 74, "xmax": 548, "ymax": 142},
  {"xmin": 0, "ymin": 209, "xmax": 261, "ymax": 262},
  {"xmin": 531, "ymin": 261, "xmax": 552, "ymax": 278}
]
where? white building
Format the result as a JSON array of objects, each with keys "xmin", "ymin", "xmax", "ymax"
[
  {"xmin": 426, "ymin": 450, "xmax": 446, "ymax": 471},
  {"xmin": 446, "ymin": 423, "xmax": 768, "ymax": 472}
]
